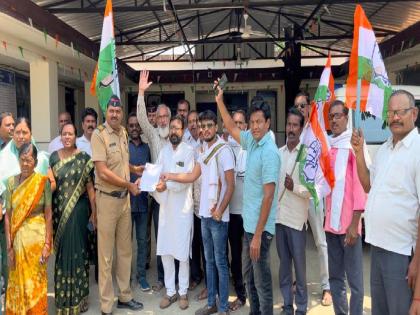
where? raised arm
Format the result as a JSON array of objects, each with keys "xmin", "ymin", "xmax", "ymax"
[
  {"xmin": 137, "ymin": 70, "xmax": 155, "ymax": 141},
  {"xmin": 214, "ymin": 83, "xmax": 241, "ymax": 143},
  {"xmin": 351, "ymin": 129, "xmax": 371, "ymax": 193}
]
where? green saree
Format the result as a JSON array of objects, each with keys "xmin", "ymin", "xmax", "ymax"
[{"xmin": 50, "ymin": 151, "xmax": 94, "ymax": 315}]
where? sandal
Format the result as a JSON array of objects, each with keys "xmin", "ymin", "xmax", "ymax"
[
  {"xmin": 229, "ymin": 298, "xmax": 245, "ymax": 312},
  {"xmin": 194, "ymin": 287, "xmax": 208, "ymax": 301},
  {"xmin": 189, "ymin": 280, "xmax": 200, "ymax": 290},
  {"xmin": 152, "ymin": 281, "xmax": 164, "ymax": 292}
]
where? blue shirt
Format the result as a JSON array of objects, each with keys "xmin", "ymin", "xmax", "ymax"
[
  {"xmin": 129, "ymin": 140, "xmax": 151, "ymax": 213},
  {"xmin": 240, "ymin": 130, "xmax": 281, "ymax": 235}
]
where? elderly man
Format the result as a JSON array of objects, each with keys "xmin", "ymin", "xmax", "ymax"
[
  {"xmin": 325, "ymin": 100, "xmax": 367, "ymax": 315},
  {"xmin": 153, "ymin": 116, "xmax": 195, "ymax": 311},
  {"xmin": 294, "ymin": 91, "xmax": 332, "ymax": 306},
  {"xmin": 352, "ymin": 90, "xmax": 420, "ymax": 315},
  {"xmin": 137, "ymin": 70, "xmax": 171, "ymax": 291},
  {"xmin": 216, "ymin": 85, "xmax": 280, "ymax": 315},
  {"xmin": 164, "ymin": 110, "xmax": 235, "ymax": 315},
  {"xmin": 276, "ymin": 108, "xmax": 311, "ymax": 315},
  {"xmin": 91, "ymin": 95, "xmax": 143, "ymax": 314},
  {"xmin": 76, "ymin": 107, "xmax": 98, "ymax": 157},
  {"xmin": 48, "ymin": 111, "xmax": 72, "ymax": 153}
]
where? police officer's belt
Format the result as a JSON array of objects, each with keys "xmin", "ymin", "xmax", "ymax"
[{"xmin": 98, "ymin": 190, "xmax": 128, "ymax": 199}]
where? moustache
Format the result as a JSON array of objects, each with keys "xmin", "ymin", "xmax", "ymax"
[
  {"xmin": 287, "ymin": 132, "xmax": 296, "ymax": 137},
  {"xmin": 88, "ymin": 126, "xmax": 94, "ymax": 130},
  {"xmin": 390, "ymin": 122, "xmax": 403, "ymax": 127}
]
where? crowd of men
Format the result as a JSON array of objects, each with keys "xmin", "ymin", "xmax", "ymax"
[{"xmin": 0, "ymin": 69, "xmax": 419, "ymax": 315}]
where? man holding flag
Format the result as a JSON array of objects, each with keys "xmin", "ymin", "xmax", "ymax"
[
  {"xmin": 352, "ymin": 90, "xmax": 420, "ymax": 315},
  {"xmin": 325, "ymin": 100, "xmax": 367, "ymax": 315}
]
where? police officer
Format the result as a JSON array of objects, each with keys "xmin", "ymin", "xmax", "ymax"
[{"xmin": 91, "ymin": 95, "xmax": 143, "ymax": 315}]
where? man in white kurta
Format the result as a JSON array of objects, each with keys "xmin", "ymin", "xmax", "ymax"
[{"xmin": 153, "ymin": 116, "xmax": 195, "ymax": 310}]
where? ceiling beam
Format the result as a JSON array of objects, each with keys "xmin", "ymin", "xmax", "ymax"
[
  {"xmin": 46, "ymin": 0, "xmax": 414, "ymax": 13},
  {"xmin": 166, "ymin": 0, "xmax": 194, "ymax": 61},
  {"xmin": 117, "ymin": 33, "xmax": 390, "ymax": 45}
]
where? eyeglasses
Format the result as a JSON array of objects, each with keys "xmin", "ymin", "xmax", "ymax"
[
  {"xmin": 201, "ymin": 123, "xmax": 215, "ymax": 130},
  {"xmin": 328, "ymin": 112, "xmax": 346, "ymax": 121},
  {"xmin": 295, "ymin": 103, "xmax": 309, "ymax": 109},
  {"xmin": 386, "ymin": 107, "xmax": 414, "ymax": 118}
]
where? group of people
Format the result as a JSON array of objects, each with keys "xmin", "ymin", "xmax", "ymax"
[{"xmin": 0, "ymin": 68, "xmax": 419, "ymax": 315}]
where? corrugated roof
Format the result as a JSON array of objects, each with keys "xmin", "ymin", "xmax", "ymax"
[{"xmin": 31, "ymin": 0, "xmax": 420, "ymax": 62}]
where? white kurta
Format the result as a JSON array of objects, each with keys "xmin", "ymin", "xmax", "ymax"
[{"xmin": 153, "ymin": 142, "xmax": 195, "ymax": 262}]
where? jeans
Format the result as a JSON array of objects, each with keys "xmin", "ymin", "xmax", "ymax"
[
  {"xmin": 370, "ymin": 245, "xmax": 412, "ymax": 315},
  {"xmin": 326, "ymin": 232, "xmax": 364, "ymax": 315},
  {"xmin": 228, "ymin": 214, "xmax": 246, "ymax": 302},
  {"xmin": 243, "ymin": 231, "xmax": 274, "ymax": 315},
  {"xmin": 276, "ymin": 224, "xmax": 307, "ymax": 315},
  {"xmin": 132, "ymin": 212, "xmax": 148, "ymax": 280},
  {"xmin": 201, "ymin": 217, "xmax": 229, "ymax": 312},
  {"xmin": 191, "ymin": 215, "xmax": 206, "ymax": 284}
]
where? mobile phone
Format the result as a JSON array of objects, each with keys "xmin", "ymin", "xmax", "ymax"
[{"xmin": 214, "ymin": 73, "xmax": 228, "ymax": 96}]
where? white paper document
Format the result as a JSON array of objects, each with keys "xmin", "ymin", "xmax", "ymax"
[{"xmin": 140, "ymin": 163, "xmax": 162, "ymax": 192}]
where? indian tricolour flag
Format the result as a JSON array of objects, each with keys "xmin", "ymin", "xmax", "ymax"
[
  {"xmin": 298, "ymin": 103, "xmax": 335, "ymax": 208},
  {"xmin": 90, "ymin": 0, "xmax": 120, "ymax": 114},
  {"xmin": 346, "ymin": 4, "xmax": 392, "ymax": 122},
  {"xmin": 314, "ymin": 53, "xmax": 335, "ymax": 131}
]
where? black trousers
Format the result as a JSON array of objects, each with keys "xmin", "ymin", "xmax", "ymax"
[
  {"xmin": 190, "ymin": 215, "xmax": 206, "ymax": 284},
  {"xmin": 228, "ymin": 214, "xmax": 246, "ymax": 302}
]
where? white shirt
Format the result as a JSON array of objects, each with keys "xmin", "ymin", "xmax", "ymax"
[
  {"xmin": 276, "ymin": 143, "xmax": 311, "ymax": 231},
  {"xmin": 153, "ymin": 142, "xmax": 195, "ymax": 261},
  {"xmin": 364, "ymin": 128, "xmax": 420, "ymax": 256},
  {"xmin": 182, "ymin": 128, "xmax": 191, "ymax": 142},
  {"xmin": 184, "ymin": 133, "xmax": 201, "ymax": 152},
  {"xmin": 48, "ymin": 135, "xmax": 63, "ymax": 153},
  {"xmin": 137, "ymin": 95, "xmax": 169, "ymax": 162},
  {"xmin": 228, "ymin": 136, "xmax": 247, "ymax": 215},
  {"xmin": 198, "ymin": 140, "xmax": 235, "ymax": 222},
  {"xmin": 76, "ymin": 134, "xmax": 92, "ymax": 156}
]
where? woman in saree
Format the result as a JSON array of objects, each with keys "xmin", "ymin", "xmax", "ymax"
[
  {"xmin": 4, "ymin": 142, "xmax": 53, "ymax": 314},
  {"xmin": 50, "ymin": 123, "xmax": 96, "ymax": 314}
]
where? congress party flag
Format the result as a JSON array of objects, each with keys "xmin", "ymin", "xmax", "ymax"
[
  {"xmin": 313, "ymin": 53, "xmax": 335, "ymax": 131},
  {"xmin": 91, "ymin": 0, "xmax": 120, "ymax": 114},
  {"xmin": 346, "ymin": 4, "xmax": 392, "ymax": 123},
  {"xmin": 298, "ymin": 104, "xmax": 335, "ymax": 208}
]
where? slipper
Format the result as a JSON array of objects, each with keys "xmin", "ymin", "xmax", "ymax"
[
  {"xmin": 194, "ymin": 288, "xmax": 208, "ymax": 301},
  {"xmin": 229, "ymin": 298, "xmax": 245, "ymax": 312}
]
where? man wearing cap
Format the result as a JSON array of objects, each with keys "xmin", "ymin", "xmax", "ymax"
[{"xmin": 91, "ymin": 95, "xmax": 143, "ymax": 315}]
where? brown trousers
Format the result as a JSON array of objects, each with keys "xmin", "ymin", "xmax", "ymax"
[{"xmin": 96, "ymin": 191, "xmax": 133, "ymax": 313}]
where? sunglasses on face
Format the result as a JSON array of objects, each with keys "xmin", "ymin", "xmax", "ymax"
[{"xmin": 295, "ymin": 103, "xmax": 308, "ymax": 109}]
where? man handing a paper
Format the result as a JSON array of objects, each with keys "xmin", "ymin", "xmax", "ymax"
[{"xmin": 140, "ymin": 115, "xmax": 195, "ymax": 311}]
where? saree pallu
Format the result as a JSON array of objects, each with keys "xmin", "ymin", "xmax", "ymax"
[
  {"xmin": 50, "ymin": 151, "xmax": 93, "ymax": 315},
  {"xmin": 5, "ymin": 173, "xmax": 50, "ymax": 315}
]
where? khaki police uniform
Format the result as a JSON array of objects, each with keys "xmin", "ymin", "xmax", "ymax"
[{"xmin": 91, "ymin": 122, "xmax": 132, "ymax": 313}]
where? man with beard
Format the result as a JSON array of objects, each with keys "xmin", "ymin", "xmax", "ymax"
[
  {"xmin": 177, "ymin": 99, "xmax": 191, "ymax": 142},
  {"xmin": 48, "ymin": 111, "xmax": 72, "ymax": 153},
  {"xmin": 163, "ymin": 110, "xmax": 235, "ymax": 315},
  {"xmin": 137, "ymin": 70, "xmax": 170, "ymax": 291},
  {"xmin": 127, "ymin": 113, "xmax": 151, "ymax": 292},
  {"xmin": 352, "ymin": 90, "xmax": 420, "ymax": 315},
  {"xmin": 276, "ymin": 108, "xmax": 311, "ymax": 315},
  {"xmin": 294, "ymin": 91, "xmax": 332, "ymax": 306},
  {"xmin": 152, "ymin": 116, "xmax": 195, "ymax": 311},
  {"xmin": 0, "ymin": 112, "xmax": 14, "ymax": 150},
  {"xmin": 77, "ymin": 107, "xmax": 98, "ymax": 156}
]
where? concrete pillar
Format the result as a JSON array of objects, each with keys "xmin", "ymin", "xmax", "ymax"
[
  {"xmin": 74, "ymin": 88, "xmax": 85, "ymax": 135},
  {"xmin": 30, "ymin": 59, "xmax": 58, "ymax": 149},
  {"xmin": 184, "ymin": 85, "xmax": 196, "ymax": 110},
  {"xmin": 84, "ymin": 81, "xmax": 103, "ymax": 123}
]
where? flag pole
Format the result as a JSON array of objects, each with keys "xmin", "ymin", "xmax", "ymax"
[{"xmin": 355, "ymin": 78, "xmax": 362, "ymax": 129}]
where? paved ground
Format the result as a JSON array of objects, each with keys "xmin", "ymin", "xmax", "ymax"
[{"xmin": 44, "ymin": 229, "xmax": 373, "ymax": 315}]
